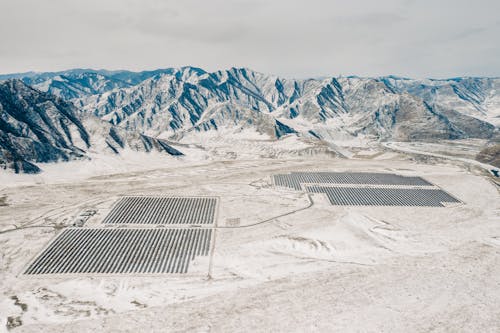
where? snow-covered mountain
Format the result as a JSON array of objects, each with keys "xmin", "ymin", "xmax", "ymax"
[
  {"xmin": 378, "ymin": 76, "xmax": 500, "ymax": 127},
  {"xmin": 0, "ymin": 79, "xmax": 182, "ymax": 173},
  {"xmin": 0, "ymin": 68, "xmax": 181, "ymax": 100},
  {"xmin": 59, "ymin": 67, "xmax": 499, "ymax": 141},
  {"xmin": 1, "ymin": 67, "xmax": 499, "ymax": 173},
  {"xmin": 2, "ymin": 68, "xmax": 498, "ymax": 142}
]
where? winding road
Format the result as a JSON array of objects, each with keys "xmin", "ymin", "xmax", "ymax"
[{"xmin": 382, "ymin": 142, "xmax": 499, "ymax": 177}]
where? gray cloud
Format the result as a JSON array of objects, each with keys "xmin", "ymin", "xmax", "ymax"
[{"xmin": 0, "ymin": 0, "xmax": 499, "ymax": 78}]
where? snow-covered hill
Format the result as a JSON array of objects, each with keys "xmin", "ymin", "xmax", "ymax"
[
  {"xmin": 0, "ymin": 80, "xmax": 182, "ymax": 173},
  {"xmin": 2, "ymin": 68, "xmax": 498, "ymax": 143},
  {"xmin": 379, "ymin": 76, "xmax": 500, "ymax": 127}
]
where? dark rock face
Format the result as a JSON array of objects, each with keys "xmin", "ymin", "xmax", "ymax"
[
  {"xmin": 274, "ymin": 120, "xmax": 297, "ymax": 138},
  {"xmin": 0, "ymin": 80, "xmax": 182, "ymax": 173},
  {"xmin": 0, "ymin": 79, "xmax": 90, "ymax": 173},
  {"xmin": 476, "ymin": 144, "xmax": 500, "ymax": 168}
]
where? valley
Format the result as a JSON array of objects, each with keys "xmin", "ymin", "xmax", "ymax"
[
  {"xmin": 0, "ymin": 142, "xmax": 499, "ymax": 331},
  {"xmin": 0, "ymin": 68, "xmax": 499, "ymax": 332}
]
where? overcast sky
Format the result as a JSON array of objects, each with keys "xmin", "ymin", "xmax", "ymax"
[{"xmin": 1, "ymin": 0, "xmax": 499, "ymax": 78}]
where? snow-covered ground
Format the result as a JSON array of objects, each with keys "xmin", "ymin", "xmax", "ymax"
[
  {"xmin": 383, "ymin": 140, "xmax": 500, "ymax": 175},
  {"xmin": 0, "ymin": 144, "xmax": 499, "ymax": 332}
]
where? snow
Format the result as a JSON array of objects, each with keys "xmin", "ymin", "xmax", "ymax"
[
  {"xmin": 2, "ymin": 67, "xmax": 499, "ymax": 331},
  {"xmin": 0, "ymin": 150, "xmax": 187, "ymax": 187},
  {"xmin": 1, "ymin": 151, "xmax": 499, "ymax": 331},
  {"xmin": 67, "ymin": 68, "xmax": 500, "ymax": 142},
  {"xmin": 383, "ymin": 141, "xmax": 500, "ymax": 174}
]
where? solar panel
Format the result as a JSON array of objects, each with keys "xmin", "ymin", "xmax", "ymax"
[
  {"xmin": 273, "ymin": 172, "xmax": 432, "ymax": 190},
  {"xmin": 103, "ymin": 196, "xmax": 217, "ymax": 225},
  {"xmin": 307, "ymin": 186, "xmax": 460, "ymax": 207},
  {"xmin": 24, "ymin": 228, "xmax": 213, "ymax": 275}
]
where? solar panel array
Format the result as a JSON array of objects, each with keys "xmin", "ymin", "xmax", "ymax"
[
  {"xmin": 24, "ymin": 228, "xmax": 212, "ymax": 275},
  {"xmin": 273, "ymin": 171, "xmax": 460, "ymax": 207},
  {"xmin": 103, "ymin": 196, "xmax": 217, "ymax": 225},
  {"xmin": 307, "ymin": 186, "xmax": 460, "ymax": 207},
  {"xmin": 273, "ymin": 172, "xmax": 432, "ymax": 190}
]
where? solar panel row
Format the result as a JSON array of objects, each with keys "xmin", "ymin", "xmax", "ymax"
[
  {"xmin": 273, "ymin": 172, "xmax": 432, "ymax": 190},
  {"xmin": 307, "ymin": 186, "xmax": 460, "ymax": 207},
  {"xmin": 24, "ymin": 228, "xmax": 212, "ymax": 274},
  {"xmin": 103, "ymin": 197, "xmax": 217, "ymax": 225}
]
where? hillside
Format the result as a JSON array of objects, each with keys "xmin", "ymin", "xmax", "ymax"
[
  {"xmin": 3, "ymin": 68, "xmax": 496, "ymax": 142},
  {"xmin": 0, "ymin": 80, "xmax": 182, "ymax": 173}
]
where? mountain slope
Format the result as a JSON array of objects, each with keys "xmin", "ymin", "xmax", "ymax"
[
  {"xmin": 476, "ymin": 144, "xmax": 500, "ymax": 168},
  {"xmin": 0, "ymin": 68, "xmax": 185, "ymax": 99},
  {"xmin": 0, "ymin": 80, "xmax": 90, "ymax": 173},
  {"xmin": 378, "ymin": 76, "xmax": 500, "ymax": 126},
  {"xmin": 30, "ymin": 72, "xmax": 133, "ymax": 100},
  {"xmin": 72, "ymin": 68, "xmax": 498, "ymax": 141},
  {"xmin": 0, "ymin": 80, "xmax": 182, "ymax": 173},
  {"xmin": 2, "ymin": 68, "xmax": 499, "ymax": 143}
]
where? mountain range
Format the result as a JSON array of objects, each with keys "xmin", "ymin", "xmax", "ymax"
[
  {"xmin": 0, "ymin": 67, "xmax": 499, "ymax": 173},
  {"xmin": 0, "ymin": 79, "xmax": 181, "ymax": 173}
]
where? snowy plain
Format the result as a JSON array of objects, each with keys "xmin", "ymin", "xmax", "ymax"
[{"xmin": 0, "ymin": 137, "xmax": 499, "ymax": 332}]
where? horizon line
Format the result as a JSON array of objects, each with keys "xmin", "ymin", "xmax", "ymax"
[{"xmin": 0, "ymin": 66, "xmax": 499, "ymax": 81}]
